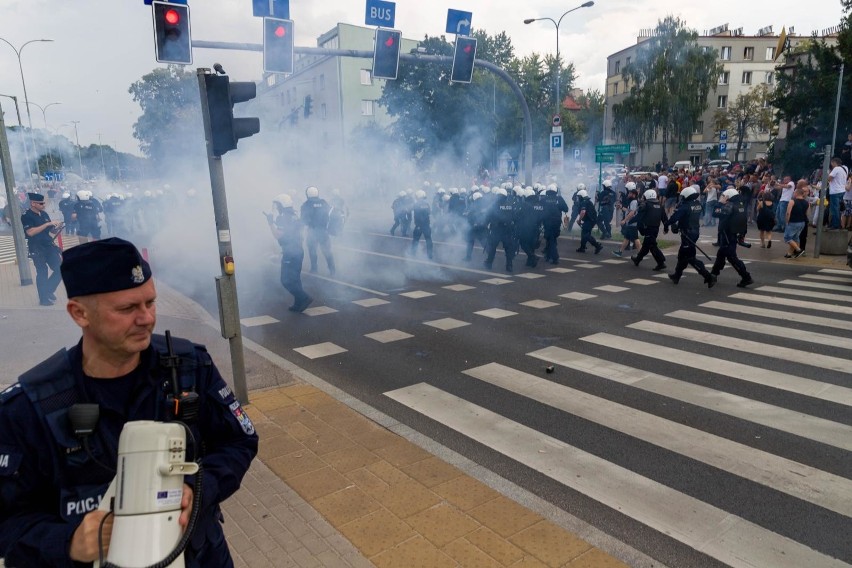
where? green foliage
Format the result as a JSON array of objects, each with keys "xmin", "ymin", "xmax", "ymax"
[
  {"xmin": 128, "ymin": 65, "xmax": 204, "ymax": 168},
  {"xmin": 612, "ymin": 16, "xmax": 722, "ymax": 163},
  {"xmin": 714, "ymin": 84, "xmax": 773, "ymax": 159}
]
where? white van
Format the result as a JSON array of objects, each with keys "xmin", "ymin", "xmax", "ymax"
[{"xmin": 673, "ymin": 160, "xmax": 694, "ymax": 173}]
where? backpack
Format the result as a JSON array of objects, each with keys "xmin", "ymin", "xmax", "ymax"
[
  {"xmin": 327, "ymin": 206, "xmax": 345, "ymax": 236},
  {"xmin": 729, "ymin": 201, "xmax": 748, "ymax": 235}
]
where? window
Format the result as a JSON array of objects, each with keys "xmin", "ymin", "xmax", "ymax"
[
  {"xmin": 717, "ymin": 95, "xmax": 728, "ymax": 108},
  {"xmin": 613, "ymin": 82, "xmax": 618, "ymax": 95},
  {"xmin": 626, "ymin": 57, "xmax": 631, "ymax": 66},
  {"xmin": 614, "ymin": 60, "xmax": 621, "ymax": 74},
  {"xmin": 319, "ymin": 74, "xmax": 325, "ymax": 90},
  {"xmin": 720, "ymin": 46, "xmax": 731, "ymax": 60},
  {"xmin": 694, "ymin": 121, "xmax": 704, "ymax": 135},
  {"xmin": 719, "ymin": 71, "xmax": 730, "ymax": 85},
  {"xmin": 743, "ymin": 46, "xmax": 754, "ymax": 60},
  {"xmin": 265, "ymin": 75, "xmax": 275, "ymax": 87},
  {"xmin": 764, "ymin": 71, "xmax": 774, "ymax": 85},
  {"xmin": 361, "ymin": 100, "xmax": 374, "ymax": 116},
  {"xmin": 623, "ymin": 80, "xmax": 627, "ymax": 93},
  {"xmin": 742, "ymin": 71, "xmax": 752, "ymax": 85},
  {"xmin": 321, "ymin": 103, "xmax": 327, "ymax": 119},
  {"xmin": 360, "ymin": 69, "xmax": 372, "ymax": 86},
  {"xmin": 766, "ymin": 47, "xmax": 776, "ymax": 60}
]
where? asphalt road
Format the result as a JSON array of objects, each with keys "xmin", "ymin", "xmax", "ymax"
[{"xmin": 174, "ymin": 213, "xmax": 852, "ymax": 568}]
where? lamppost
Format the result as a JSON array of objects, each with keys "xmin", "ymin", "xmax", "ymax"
[
  {"xmin": 524, "ymin": 1, "xmax": 594, "ymax": 115},
  {"xmin": 0, "ymin": 92, "xmax": 32, "ymax": 177},
  {"xmin": 0, "ymin": 37, "xmax": 54, "ymax": 184},
  {"xmin": 26, "ymin": 101, "xmax": 61, "ymax": 171},
  {"xmin": 70, "ymin": 120, "xmax": 84, "ymax": 179}
]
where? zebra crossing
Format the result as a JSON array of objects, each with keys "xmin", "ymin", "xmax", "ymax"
[
  {"xmin": 0, "ymin": 234, "xmax": 84, "ymax": 264},
  {"xmin": 381, "ymin": 267, "xmax": 852, "ymax": 567}
]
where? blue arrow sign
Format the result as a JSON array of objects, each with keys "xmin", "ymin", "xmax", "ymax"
[
  {"xmin": 366, "ymin": 0, "xmax": 395, "ymax": 27},
  {"xmin": 252, "ymin": 0, "xmax": 289, "ymax": 18},
  {"xmin": 446, "ymin": 9, "xmax": 473, "ymax": 35}
]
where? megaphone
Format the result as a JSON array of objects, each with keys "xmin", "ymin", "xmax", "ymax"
[{"xmin": 96, "ymin": 421, "xmax": 199, "ymax": 568}]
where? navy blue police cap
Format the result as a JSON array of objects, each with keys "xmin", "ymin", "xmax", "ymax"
[
  {"xmin": 27, "ymin": 192, "xmax": 44, "ymax": 202},
  {"xmin": 61, "ymin": 238, "xmax": 152, "ymax": 298}
]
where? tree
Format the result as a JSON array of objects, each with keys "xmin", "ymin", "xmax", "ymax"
[
  {"xmin": 128, "ymin": 65, "xmax": 204, "ymax": 168},
  {"xmin": 713, "ymin": 84, "xmax": 773, "ymax": 161},
  {"xmin": 612, "ymin": 16, "xmax": 722, "ymax": 164}
]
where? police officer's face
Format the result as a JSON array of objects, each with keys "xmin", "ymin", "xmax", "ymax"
[{"xmin": 71, "ymin": 279, "xmax": 157, "ymax": 357}]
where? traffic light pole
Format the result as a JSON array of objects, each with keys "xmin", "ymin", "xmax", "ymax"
[
  {"xmin": 191, "ymin": 40, "xmax": 534, "ymax": 186},
  {"xmin": 196, "ymin": 68, "xmax": 248, "ymax": 404},
  {"xmin": 0, "ymin": 101, "xmax": 33, "ymax": 286}
]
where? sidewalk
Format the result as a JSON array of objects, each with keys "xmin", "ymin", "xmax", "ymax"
[{"xmin": 0, "ymin": 255, "xmax": 635, "ymax": 568}]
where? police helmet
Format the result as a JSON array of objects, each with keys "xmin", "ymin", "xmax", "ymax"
[
  {"xmin": 77, "ymin": 189, "xmax": 91, "ymax": 201},
  {"xmin": 722, "ymin": 188, "xmax": 739, "ymax": 199},
  {"xmin": 470, "ymin": 185, "xmax": 479, "ymax": 192},
  {"xmin": 143, "ymin": 190, "xmax": 153, "ymax": 197},
  {"xmin": 306, "ymin": 186, "xmax": 319, "ymax": 198},
  {"xmin": 442, "ymin": 194, "xmax": 451, "ymax": 201},
  {"xmin": 437, "ymin": 187, "xmax": 446, "ymax": 194},
  {"xmin": 625, "ymin": 182, "xmax": 637, "ymax": 192},
  {"xmin": 415, "ymin": 190, "xmax": 427, "ymax": 199},
  {"xmin": 459, "ymin": 187, "xmax": 468, "ymax": 194},
  {"xmin": 547, "ymin": 184, "xmax": 558, "ymax": 193},
  {"xmin": 680, "ymin": 185, "xmax": 699, "ymax": 199},
  {"xmin": 62, "ymin": 192, "xmax": 71, "ymax": 199},
  {"xmin": 423, "ymin": 181, "xmax": 431, "ymax": 188},
  {"xmin": 449, "ymin": 187, "xmax": 459, "ymax": 195},
  {"xmin": 481, "ymin": 186, "xmax": 492, "ymax": 194},
  {"xmin": 524, "ymin": 188, "xmax": 536, "ymax": 198},
  {"xmin": 533, "ymin": 183, "xmax": 542, "ymax": 191},
  {"xmin": 399, "ymin": 190, "xmax": 407, "ymax": 197},
  {"xmin": 643, "ymin": 189, "xmax": 657, "ymax": 200},
  {"xmin": 577, "ymin": 183, "xmax": 587, "ymax": 192},
  {"xmin": 514, "ymin": 186, "xmax": 526, "ymax": 196},
  {"xmin": 494, "ymin": 187, "xmax": 508, "ymax": 197},
  {"xmin": 125, "ymin": 191, "xmax": 134, "ymax": 199},
  {"xmin": 602, "ymin": 179, "xmax": 612, "ymax": 188},
  {"xmin": 471, "ymin": 192, "xmax": 483, "ymax": 201},
  {"xmin": 273, "ymin": 193, "xmax": 293, "ymax": 209},
  {"xmin": 576, "ymin": 189, "xmax": 588, "ymax": 198}
]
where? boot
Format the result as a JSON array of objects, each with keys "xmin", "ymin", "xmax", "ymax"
[
  {"xmin": 631, "ymin": 254, "xmax": 641, "ymax": 266},
  {"xmin": 736, "ymin": 275, "xmax": 754, "ymax": 288},
  {"xmin": 652, "ymin": 263, "xmax": 666, "ymax": 271},
  {"xmin": 594, "ymin": 244, "xmax": 603, "ymax": 254},
  {"xmin": 705, "ymin": 274, "xmax": 717, "ymax": 289},
  {"xmin": 668, "ymin": 273, "xmax": 681, "ymax": 284}
]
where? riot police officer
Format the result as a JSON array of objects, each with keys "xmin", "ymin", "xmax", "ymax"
[
  {"xmin": 541, "ymin": 184, "xmax": 569, "ymax": 264},
  {"xmin": 410, "ymin": 190, "xmax": 434, "ymax": 259},
  {"xmin": 269, "ymin": 194, "xmax": 313, "ymax": 312},
  {"xmin": 711, "ymin": 187, "xmax": 754, "ymax": 287},
  {"xmin": 464, "ymin": 191, "xmax": 488, "ymax": 261},
  {"xmin": 58, "ymin": 191, "xmax": 77, "ymax": 235},
  {"xmin": 300, "ymin": 186, "xmax": 336, "ymax": 275},
  {"xmin": 666, "ymin": 185, "xmax": 716, "ymax": 287},
  {"xmin": 484, "ymin": 187, "xmax": 517, "ymax": 272},
  {"xmin": 390, "ymin": 191, "xmax": 411, "ymax": 236},
  {"xmin": 632, "ymin": 189, "xmax": 667, "ymax": 271},
  {"xmin": 74, "ymin": 190, "xmax": 102, "ymax": 241},
  {"xmin": 575, "ymin": 190, "xmax": 603, "ymax": 254},
  {"xmin": 596, "ymin": 179, "xmax": 616, "ymax": 239},
  {"xmin": 516, "ymin": 188, "xmax": 544, "ymax": 267}
]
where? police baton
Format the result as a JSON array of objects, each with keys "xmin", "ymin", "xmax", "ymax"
[{"xmin": 680, "ymin": 232, "xmax": 713, "ymax": 260}]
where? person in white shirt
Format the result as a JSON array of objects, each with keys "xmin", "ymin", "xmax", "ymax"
[
  {"xmin": 827, "ymin": 157, "xmax": 848, "ymax": 229},
  {"xmin": 776, "ymin": 176, "xmax": 795, "ymax": 232}
]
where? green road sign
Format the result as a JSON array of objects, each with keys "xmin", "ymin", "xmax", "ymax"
[
  {"xmin": 595, "ymin": 154, "xmax": 615, "ymax": 163},
  {"xmin": 595, "ymin": 143, "xmax": 630, "ymax": 154}
]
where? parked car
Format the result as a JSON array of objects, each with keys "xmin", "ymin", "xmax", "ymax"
[
  {"xmin": 673, "ymin": 160, "xmax": 694, "ymax": 172},
  {"xmin": 707, "ymin": 159, "xmax": 733, "ymax": 170}
]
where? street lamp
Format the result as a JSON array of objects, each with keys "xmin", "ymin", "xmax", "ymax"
[
  {"xmin": 26, "ymin": 101, "xmax": 61, "ymax": 172},
  {"xmin": 524, "ymin": 1, "xmax": 594, "ymax": 115},
  {"xmin": 0, "ymin": 37, "xmax": 54, "ymax": 184},
  {"xmin": 0, "ymin": 92, "xmax": 32, "ymax": 176},
  {"xmin": 70, "ymin": 120, "xmax": 84, "ymax": 179}
]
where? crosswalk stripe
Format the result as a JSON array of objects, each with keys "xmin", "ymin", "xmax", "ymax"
[
  {"xmin": 463, "ymin": 362, "xmax": 852, "ymax": 517},
  {"xmin": 384, "ymin": 383, "xmax": 848, "ymax": 568},
  {"xmin": 666, "ymin": 310, "xmax": 852, "ymax": 350},
  {"xmin": 779, "ymin": 278, "xmax": 852, "ymax": 292},
  {"xmin": 730, "ymin": 293, "xmax": 852, "ymax": 316},
  {"xmin": 801, "ymin": 274, "xmax": 852, "ymax": 283},
  {"xmin": 700, "ymin": 300, "xmax": 852, "ymax": 332},
  {"xmin": 527, "ymin": 346, "xmax": 852, "ymax": 451},
  {"xmin": 819, "ymin": 268, "xmax": 852, "ymax": 276},
  {"xmin": 753, "ymin": 285, "xmax": 852, "ymax": 304},
  {"xmin": 581, "ymin": 333, "xmax": 852, "ymax": 406},
  {"xmin": 629, "ymin": 320, "xmax": 852, "ymax": 375}
]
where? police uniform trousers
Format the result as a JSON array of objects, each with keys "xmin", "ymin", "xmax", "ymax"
[
  {"xmin": 31, "ymin": 245, "xmax": 63, "ymax": 303},
  {"xmin": 542, "ymin": 221, "xmax": 561, "ymax": 262},
  {"xmin": 711, "ymin": 234, "xmax": 750, "ymax": 279},
  {"xmin": 411, "ymin": 223, "xmax": 433, "ymax": 258},
  {"xmin": 280, "ymin": 251, "xmax": 310, "ymax": 305},
  {"xmin": 465, "ymin": 224, "xmax": 487, "ymax": 260},
  {"xmin": 597, "ymin": 206, "xmax": 614, "ymax": 238},
  {"xmin": 77, "ymin": 221, "xmax": 101, "ymax": 240},
  {"xmin": 306, "ymin": 228, "xmax": 335, "ymax": 273},
  {"xmin": 635, "ymin": 227, "xmax": 666, "ymax": 266},
  {"xmin": 485, "ymin": 225, "xmax": 516, "ymax": 269},
  {"xmin": 391, "ymin": 212, "xmax": 410, "ymax": 236},
  {"xmin": 579, "ymin": 221, "xmax": 600, "ymax": 251},
  {"xmin": 673, "ymin": 230, "xmax": 712, "ymax": 278},
  {"xmin": 518, "ymin": 227, "xmax": 540, "ymax": 266}
]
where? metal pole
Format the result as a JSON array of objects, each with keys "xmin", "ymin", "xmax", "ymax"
[
  {"xmin": 97, "ymin": 133, "xmax": 106, "ymax": 179},
  {"xmin": 71, "ymin": 120, "xmax": 83, "ymax": 178},
  {"xmin": 555, "ymin": 24, "xmax": 561, "ymax": 116},
  {"xmin": 0, "ymin": 101, "xmax": 33, "ymax": 285},
  {"xmin": 196, "ymin": 67, "xmax": 249, "ymax": 404},
  {"xmin": 814, "ymin": 64, "xmax": 844, "ymax": 258},
  {"xmin": 0, "ymin": 93, "xmax": 32, "ymax": 178},
  {"xmin": 830, "ymin": 63, "xmax": 844, "ymax": 159}
]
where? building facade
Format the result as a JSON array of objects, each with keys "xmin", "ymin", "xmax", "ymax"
[{"xmin": 603, "ymin": 24, "xmax": 836, "ymax": 168}]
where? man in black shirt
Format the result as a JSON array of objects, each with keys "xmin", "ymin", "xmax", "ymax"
[{"xmin": 21, "ymin": 192, "xmax": 63, "ymax": 306}]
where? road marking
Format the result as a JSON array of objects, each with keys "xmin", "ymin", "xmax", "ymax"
[
  {"xmin": 365, "ymin": 329, "xmax": 413, "ymax": 343},
  {"xmin": 424, "ymin": 318, "xmax": 470, "ymax": 330},
  {"xmin": 575, "ymin": 263, "xmax": 602, "ymax": 269},
  {"xmin": 752, "ymin": 285, "xmax": 852, "ymax": 303},
  {"xmin": 474, "ymin": 308, "xmax": 517, "ymax": 319},
  {"xmin": 582, "ymin": 333, "xmax": 852, "ymax": 406},
  {"xmin": 667, "ymin": 310, "xmax": 852, "ymax": 350},
  {"xmin": 730, "ymin": 293, "xmax": 852, "ymax": 316},
  {"xmin": 464, "ymin": 362, "xmax": 852, "ymax": 517},
  {"xmin": 240, "ymin": 315, "xmax": 279, "ymax": 327},
  {"xmin": 514, "ymin": 273, "xmax": 546, "ymax": 279},
  {"xmin": 399, "ymin": 290, "xmax": 435, "ymax": 299},
  {"xmin": 304, "ymin": 306, "xmax": 338, "ymax": 316},
  {"xmin": 443, "ymin": 284, "xmax": 475, "ymax": 291},
  {"xmin": 336, "ymin": 245, "xmax": 497, "ymax": 276},
  {"xmin": 480, "ymin": 278, "xmax": 513, "ymax": 285},
  {"xmin": 559, "ymin": 292, "xmax": 597, "ymax": 300},
  {"xmin": 800, "ymin": 274, "xmax": 852, "ymax": 283},
  {"xmin": 293, "ymin": 342, "xmax": 347, "ymax": 359},
  {"xmin": 352, "ymin": 298, "xmax": 390, "ymax": 307},
  {"xmin": 594, "ymin": 285, "xmax": 629, "ymax": 292},
  {"xmin": 384, "ymin": 383, "xmax": 848, "ymax": 568},
  {"xmin": 624, "ymin": 278, "xmax": 658, "ymax": 285},
  {"xmin": 779, "ymin": 278, "xmax": 852, "ymax": 292},
  {"xmin": 546, "ymin": 267, "xmax": 576, "ymax": 274},
  {"xmin": 519, "ymin": 300, "xmax": 559, "ymax": 309},
  {"xmin": 819, "ymin": 268, "xmax": 852, "ymax": 276},
  {"xmin": 305, "ymin": 272, "xmax": 389, "ymax": 296},
  {"xmin": 528, "ymin": 346, "xmax": 852, "ymax": 451},
  {"xmin": 629, "ymin": 320, "xmax": 852, "ymax": 375},
  {"xmin": 700, "ymin": 301, "xmax": 852, "ymax": 331}
]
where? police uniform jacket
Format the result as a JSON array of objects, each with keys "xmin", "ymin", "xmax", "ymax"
[
  {"xmin": 668, "ymin": 198, "xmax": 702, "ymax": 236},
  {"xmin": 21, "ymin": 209, "xmax": 57, "ymax": 253},
  {"xmin": 540, "ymin": 193, "xmax": 568, "ymax": 227},
  {"xmin": 412, "ymin": 200, "xmax": 431, "ymax": 227},
  {"xmin": 0, "ymin": 336, "xmax": 259, "ymax": 567},
  {"xmin": 714, "ymin": 195, "xmax": 746, "ymax": 240},
  {"xmin": 300, "ymin": 197, "xmax": 331, "ymax": 231},
  {"xmin": 74, "ymin": 199, "xmax": 102, "ymax": 225},
  {"xmin": 486, "ymin": 196, "xmax": 515, "ymax": 230},
  {"xmin": 276, "ymin": 208, "xmax": 305, "ymax": 258}
]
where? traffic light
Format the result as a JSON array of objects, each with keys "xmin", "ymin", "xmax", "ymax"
[
  {"xmin": 373, "ymin": 28, "xmax": 401, "ymax": 80},
  {"xmin": 203, "ymin": 74, "xmax": 260, "ymax": 157},
  {"xmin": 304, "ymin": 95, "xmax": 313, "ymax": 118},
  {"xmin": 263, "ymin": 17, "xmax": 294, "ymax": 75},
  {"xmin": 451, "ymin": 36, "xmax": 477, "ymax": 83},
  {"xmin": 152, "ymin": 1, "xmax": 192, "ymax": 65}
]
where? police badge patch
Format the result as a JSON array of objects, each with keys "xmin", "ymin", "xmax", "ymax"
[
  {"xmin": 229, "ymin": 400, "xmax": 255, "ymax": 435},
  {"xmin": 131, "ymin": 265, "xmax": 145, "ymax": 284}
]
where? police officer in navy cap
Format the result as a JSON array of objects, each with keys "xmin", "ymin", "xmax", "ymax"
[
  {"xmin": 0, "ymin": 237, "xmax": 258, "ymax": 567},
  {"xmin": 21, "ymin": 191, "xmax": 64, "ymax": 305}
]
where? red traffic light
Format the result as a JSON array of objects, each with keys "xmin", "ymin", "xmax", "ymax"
[
  {"xmin": 464, "ymin": 45, "xmax": 472, "ymax": 54},
  {"xmin": 274, "ymin": 25, "xmax": 286, "ymax": 38},
  {"xmin": 165, "ymin": 8, "xmax": 180, "ymax": 25},
  {"xmin": 384, "ymin": 37, "xmax": 395, "ymax": 48}
]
